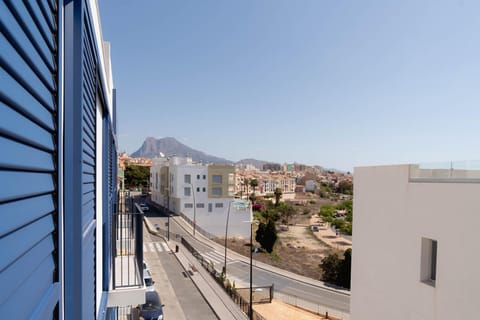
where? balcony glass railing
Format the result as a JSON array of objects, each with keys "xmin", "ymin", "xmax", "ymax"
[{"xmin": 409, "ymin": 160, "xmax": 480, "ymax": 182}]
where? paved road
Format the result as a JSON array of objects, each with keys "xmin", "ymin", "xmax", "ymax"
[
  {"xmin": 143, "ymin": 231, "xmax": 219, "ymax": 320},
  {"xmin": 143, "ymin": 203, "xmax": 350, "ymax": 314}
]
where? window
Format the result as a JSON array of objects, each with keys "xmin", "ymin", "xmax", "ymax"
[
  {"xmin": 212, "ymin": 175, "xmax": 222, "ymax": 183},
  {"xmin": 196, "ymin": 187, "xmax": 200, "ymax": 192},
  {"xmin": 208, "ymin": 203, "xmax": 212, "ymax": 212},
  {"xmin": 196, "ymin": 203, "xmax": 204, "ymax": 208},
  {"xmin": 184, "ymin": 203, "xmax": 193, "ymax": 209},
  {"xmin": 215, "ymin": 203, "xmax": 223, "ymax": 208},
  {"xmin": 202, "ymin": 187, "xmax": 206, "ymax": 192},
  {"xmin": 203, "ymin": 174, "xmax": 206, "ymax": 180},
  {"xmin": 212, "ymin": 187, "xmax": 222, "ymax": 196},
  {"xmin": 184, "ymin": 187, "xmax": 191, "ymax": 197},
  {"xmin": 197, "ymin": 174, "xmax": 200, "ymax": 180},
  {"xmin": 184, "ymin": 174, "xmax": 191, "ymax": 184},
  {"xmin": 420, "ymin": 238, "xmax": 438, "ymax": 286}
]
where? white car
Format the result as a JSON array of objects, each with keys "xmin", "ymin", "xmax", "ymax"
[
  {"xmin": 140, "ymin": 203, "xmax": 149, "ymax": 211},
  {"xmin": 143, "ymin": 269, "xmax": 155, "ymax": 292}
]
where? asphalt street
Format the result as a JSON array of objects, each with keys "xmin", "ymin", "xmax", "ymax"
[
  {"xmin": 143, "ymin": 230, "xmax": 218, "ymax": 319},
  {"xmin": 143, "ymin": 202, "xmax": 351, "ymax": 314}
]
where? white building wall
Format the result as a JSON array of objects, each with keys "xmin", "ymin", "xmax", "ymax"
[
  {"xmin": 351, "ymin": 165, "xmax": 480, "ymax": 320},
  {"xmin": 151, "ymin": 158, "xmax": 250, "ymax": 238},
  {"xmin": 150, "ymin": 158, "xmax": 168, "ymax": 207}
]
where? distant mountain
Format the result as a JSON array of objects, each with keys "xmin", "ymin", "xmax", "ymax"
[{"xmin": 131, "ymin": 137, "xmax": 233, "ymax": 164}]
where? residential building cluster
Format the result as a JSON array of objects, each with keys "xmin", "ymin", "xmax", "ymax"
[
  {"xmin": 234, "ymin": 168, "xmax": 297, "ymax": 200},
  {"xmin": 150, "ymin": 157, "xmax": 251, "ymax": 238},
  {"xmin": 118, "ymin": 152, "xmax": 152, "ymax": 169}
]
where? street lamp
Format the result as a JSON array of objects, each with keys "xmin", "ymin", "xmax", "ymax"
[
  {"xmin": 249, "ymin": 219, "xmax": 254, "ymax": 320},
  {"xmin": 223, "ymin": 199, "xmax": 249, "ymax": 276},
  {"xmin": 249, "ymin": 213, "xmax": 258, "ymax": 320},
  {"xmin": 187, "ymin": 183, "xmax": 196, "ymax": 236}
]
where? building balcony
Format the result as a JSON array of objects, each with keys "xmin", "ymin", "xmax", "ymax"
[{"xmin": 107, "ymin": 211, "xmax": 145, "ymax": 308}]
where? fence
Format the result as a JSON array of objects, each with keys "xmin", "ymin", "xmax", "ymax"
[
  {"xmin": 181, "ymin": 237, "xmax": 271, "ymax": 320},
  {"xmin": 112, "ymin": 209, "xmax": 143, "ymax": 289}
]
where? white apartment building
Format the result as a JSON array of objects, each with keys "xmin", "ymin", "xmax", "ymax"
[
  {"xmin": 351, "ymin": 163, "xmax": 480, "ymax": 320},
  {"xmin": 151, "ymin": 157, "xmax": 250, "ymax": 238}
]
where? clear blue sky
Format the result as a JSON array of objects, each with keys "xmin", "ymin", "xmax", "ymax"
[{"xmin": 99, "ymin": 0, "xmax": 480, "ymax": 171}]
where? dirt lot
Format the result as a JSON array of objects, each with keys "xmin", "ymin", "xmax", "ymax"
[
  {"xmin": 254, "ymin": 299, "xmax": 330, "ymax": 320},
  {"xmin": 214, "ymin": 213, "xmax": 338, "ymax": 280}
]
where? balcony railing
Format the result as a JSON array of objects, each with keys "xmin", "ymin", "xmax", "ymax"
[
  {"xmin": 409, "ymin": 161, "xmax": 480, "ymax": 183},
  {"xmin": 112, "ymin": 211, "xmax": 143, "ymax": 289},
  {"xmin": 107, "ymin": 193, "xmax": 145, "ymax": 308}
]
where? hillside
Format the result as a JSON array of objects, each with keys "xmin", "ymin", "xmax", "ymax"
[{"xmin": 131, "ymin": 137, "xmax": 233, "ymax": 164}]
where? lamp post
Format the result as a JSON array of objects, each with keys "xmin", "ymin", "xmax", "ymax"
[
  {"xmin": 249, "ymin": 220, "xmax": 253, "ymax": 320},
  {"xmin": 245, "ymin": 201, "xmax": 256, "ymax": 320},
  {"xmin": 187, "ymin": 183, "xmax": 196, "ymax": 236},
  {"xmin": 224, "ymin": 199, "xmax": 248, "ymax": 276},
  {"xmin": 223, "ymin": 201, "xmax": 232, "ymax": 276},
  {"xmin": 167, "ymin": 211, "xmax": 170, "ymax": 241}
]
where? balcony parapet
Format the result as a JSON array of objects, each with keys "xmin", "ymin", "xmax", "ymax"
[{"xmin": 409, "ymin": 161, "xmax": 480, "ymax": 183}]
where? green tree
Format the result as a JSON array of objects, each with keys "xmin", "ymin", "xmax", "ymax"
[
  {"xmin": 243, "ymin": 178, "xmax": 250, "ymax": 198},
  {"xmin": 332, "ymin": 218, "xmax": 345, "ymax": 230},
  {"xmin": 320, "ymin": 205, "xmax": 336, "ymax": 220},
  {"xmin": 319, "ymin": 253, "xmax": 341, "ymax": 283},
  {"xmin": 274, "ymin": 187, "xmax": 283, "ymax": 206},
  {"xmin": 124, "ymin": 165, "xmax": 150, "ymax": 189},
  {"xmin": 277, "ymin": 203, "xmax": 295, "ymax": 225},
  {"xmin": 250, "ymin": 179, "xmax": 258, "ymax": 195},
  {"xmin": 319, "ymin": 249, "xmax": 352, "ymax": 289},
  {"xmin": 336, "ymin": 180, "xmax": 353, "ymax": 195},
  {"xmin": 338, "ymin": 249, "xmax": 352, "ymax": 289},
  {"xmin": 255, "ymin": 220, "xmax": 277, "ymax": 253}
]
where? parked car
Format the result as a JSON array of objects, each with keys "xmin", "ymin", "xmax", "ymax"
[
  {"xmin": 143, "ymin": 269, "xmax": 155, "ymax": 292},
  {"xmin": 140, "ymin": 203, "xmax": 150, "ymax": 211},
  {"xmin": 138, "ymin": 291, "xmax": 164, "ymax": 320}
]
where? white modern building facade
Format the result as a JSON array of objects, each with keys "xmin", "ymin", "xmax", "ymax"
[
  {"xmin": 351, "ymin": 163, "xmax": 480, "ymax": 320},
  {"xmin": 151, "ymin": 157, "xmax": 251, "ymax": 238}
]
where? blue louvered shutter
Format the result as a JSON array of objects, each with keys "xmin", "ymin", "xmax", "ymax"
[
  {"xmin": 81, "ymin": 8, "xmax": 97, "ymax": 317},
  {"xmin": 0, "ymin": 0, "xmax": 60, "ymax": 318},
  {"xmin": 64, "ymin": 0, "xmax": 98, "ymax": 318}
]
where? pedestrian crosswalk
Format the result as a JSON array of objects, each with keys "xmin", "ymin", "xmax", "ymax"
[
  {"xmin": 143, "ymin": 241, "xmax": 234, "ymax": 268},
  {"xmin": 144, "ymin": 241, "xmax": 170, "ymax": 253},
  {"xmin": 201, "ymin": 251, "xmax": 232, "ymax": 267}
]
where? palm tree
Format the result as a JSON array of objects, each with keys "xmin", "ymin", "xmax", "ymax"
[
  {"xmin": 243, "ymin": 178, "xmax": 250, "ymax": 199},
  {"xmin": 274, "ymin": 187, "xmax": 283, "ymax": 206},
  {"xmin": 250, "ymin": 179, "xmax": 258, "ymax": 195}
]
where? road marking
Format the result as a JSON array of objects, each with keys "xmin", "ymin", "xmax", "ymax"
[
  {"xmin": 202, "ymin": 251, "xmax": 230, "ymax": 265},
  {"xmin": 162, "ymin": 242, "xmax": 170, "ymax": 251},
  {"xmin": 155, "ymin": 242, "xmax": 163, "ymax": 252},
  {"xmin": 148, "ymin": 242, "xmax": 155, "ymax": 252}
]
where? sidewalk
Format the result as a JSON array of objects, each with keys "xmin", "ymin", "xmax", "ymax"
[{"xmin": 144, "ymin": 217, "xmax": 248, "ymax": 320}]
